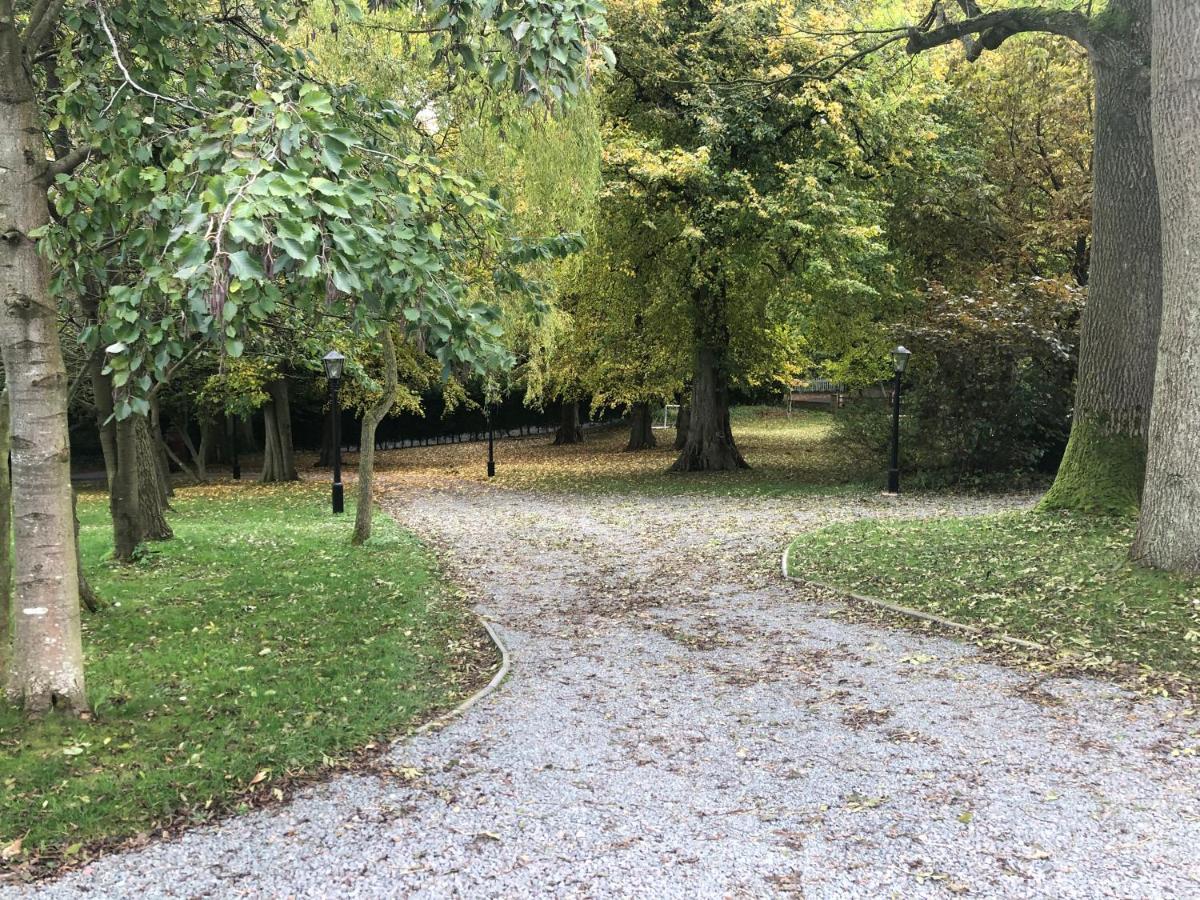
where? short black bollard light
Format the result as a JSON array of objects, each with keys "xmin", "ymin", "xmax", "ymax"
[
  {"xmin": 322, "ymin": 350, "xmax": 346, "ymax": 514},
  {"xmin": 486, "ymin": 407, "xmax": 496, "ymax": 478},
  {"xmin": 886, "ymin": 345, "xmax": 911, "ymax": 495}
]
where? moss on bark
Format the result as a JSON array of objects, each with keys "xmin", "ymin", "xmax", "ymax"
[{"xmin": 1038, "ymin": 418, "xmax": 1145, "ymax": 516}]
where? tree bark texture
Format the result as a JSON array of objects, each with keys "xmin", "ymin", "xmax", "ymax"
[
  {"xmin": 674, "ymin": 403, "xmax": 690, "ymax": 451},
  {"xmin": 1041, "ymin": 0, "xmax": 1160, "ymax": 515},
  {"xmin": 625, "ymin": 402, "xmax": 657, "ymax": 451},
  {"xmin": 0, "ymin": 387, "xmax": 11, "ymax": 684},
  {"xmin": 1131, "ymin": 3, "xmax": 1200, "ymax": 572},
  {"xmin": 553, "ymin": 399, "xmax": 583, "ymax": 445},
  {"xmin": 353, "ymin": 329, "xmax": 397, "ymax": 545},
  {"xmin": 259, "ymin": 379, "xmax": 298, "ymax": 483},
  {"xmin": 0, "ymin": 21, "xmax": 87, "ymax": 712},
  {"xmin": 672, "ymin": 283, "xmax": 748, "ymax": 472},
  {"xmin": 110, "ymin": 416, "xmax": 140, "ymax": 562},
  {"xmin": 73, "ymin": 490, "xmax": 101, "ymax": 614},
  {"xmin": 136, "ymin": 416, "xmax": 172, "ymax": 541}
]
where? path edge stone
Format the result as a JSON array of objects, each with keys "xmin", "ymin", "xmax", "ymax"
[
  {"xmin": 414, "ymin": 617, "xmax": 511, "ymax": 736},
  {"xmin": 780, "ymin": 543, "xmax": 1049, "ymax": 653}
]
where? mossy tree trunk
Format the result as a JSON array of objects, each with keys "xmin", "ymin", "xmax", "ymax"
[
  {"xmin": 553, "ymin": 399, "xmax": 584, "ymax": 445},
  {"xmin": 625, "ymin": 401, "xmax": 657, "ymax": 451},
  {"xmin": 904, "ymin": 0, "xmax": 1159, "ymax": 516},
  {"xmin": 353, "ymin": 328, "xmax": 398, "ymax": 545},
  {"xmin": 1040, "ymin": 2, "xmax": 1159, "ymax": 515},
  {"xmin": 1131, "ymin": 5, "xmax": 1200, "ymax": 572}
]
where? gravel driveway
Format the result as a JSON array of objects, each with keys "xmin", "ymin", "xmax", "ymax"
[{"xmin": 13, "ymin": 481, "xmax": 1200, "ymax": 898}]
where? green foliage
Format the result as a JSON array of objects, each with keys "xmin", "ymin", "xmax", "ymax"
[
  {"xmin": 0, "ymin": 484, "xmax": 490, "ymax": 869},
  {"xmin": 40, "ymin": 0, "xmax": 609, "ymax": 420},
  {"xmin": 835, "ymin": 276, "xmax": 1083, "ymax": 483},
  {"xmin": 787, "ymin": 510, "xmax": 1200, "ymax": 689}
]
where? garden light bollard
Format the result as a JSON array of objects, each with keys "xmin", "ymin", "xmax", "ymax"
[
  {"xmin": 323, "ymin": 350, "xmax": 346, "ymax": 514},
  {"xmin": 887, "ymin": 345, "xmax": 911, "ymax": 495}
]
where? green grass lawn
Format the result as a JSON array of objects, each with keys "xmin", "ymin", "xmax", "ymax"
[
  {"xmin": 377, "ymin": 406, "xmax": 881, "ymax": 498},
  {"xmin": 787, "ymin": 511, "xmax": 1200, "ymax": 689},
  {"xmin": 0, "ymin": 483, "xmax": 492, "ymax": 873}
]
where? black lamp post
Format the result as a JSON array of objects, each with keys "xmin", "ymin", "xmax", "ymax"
[
  {"xmin": 886, "ymin": 345, "xmax": 911, "ymax": 494},
  {"xmin": 486, "ymin": 406, "xmax": 496, "ymax": 478},
  {"xmin": 323, "ymin": 350, "xmax": 346, "ymax": 514}
]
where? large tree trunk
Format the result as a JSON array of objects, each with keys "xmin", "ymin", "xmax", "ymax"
[
  {"xmin": 1041, "ymin": 8, "xmax": 1160, "ymax": 515},
  {"xmin": 1131, "ymin": 4, "xmax": 1200, "ymax": 572},
  {"xmin": 0, "ymin": 28, "xmax": 87, "ymax": 713},
  {"xmin": 353, "ymin": 329, "xmax": 398, "ymax": 545},
  {"xmin": 674, "ymin": 402, "xmax": 690, "ymax": 450},
  {"xmin": 672, "ymin": 345, "xmax": 747, "ymax": 471},
  {"xmin": 625, "ymin": 402, "xmax": 657, "ymax": 451},
  {"xmin": 553, "ymin": 399, "xmax": 583, "ymax": 445},
  {"xmin": 260, "ymin": 379, "xmax": 298, "ymax": 483},
  {"xmin": 136, "ymin": 416, "xmax": 172, "ymax": 541}
]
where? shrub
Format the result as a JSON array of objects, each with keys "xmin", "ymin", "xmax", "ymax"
[{"xmin": 835, "ymin": 276, "xmax": 1083, "ymax": 484}]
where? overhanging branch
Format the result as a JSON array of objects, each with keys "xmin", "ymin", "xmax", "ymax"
[{"xmin": 906, "ymin": 7, "xmax": 1095, "ymax": 60}]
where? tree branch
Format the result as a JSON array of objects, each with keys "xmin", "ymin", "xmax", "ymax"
[
  {"xmin": 23, "ymin": 0, "xmax": 65, "ymax": 53},
  {"xmin": 46, "ymin": 145, "xmax": 92, "ymax": 179},
  {"xmin": 906, "ymin": 7, "xmax": 1095, "ymax": 60}
]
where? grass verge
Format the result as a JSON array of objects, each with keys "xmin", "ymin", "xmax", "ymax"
[
  {"xmin": 371, "ymin": 406, "xmax": 879, "ymax": 498},
  {"xmin": 1, "ymin": 483, "xmax": 493, "ymax": 876},
  {"xmin": 787, "ymin": 511, "xmax": 1200, "ymax": 690}
]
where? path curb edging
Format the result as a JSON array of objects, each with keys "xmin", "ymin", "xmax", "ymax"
[
  {"xmin": 781, "ymin": 544, "xmax": 1050, "ymax": 653},
  {"xmin": 414, "ymin": 617, "xmax": 511, "ymax": 736}
]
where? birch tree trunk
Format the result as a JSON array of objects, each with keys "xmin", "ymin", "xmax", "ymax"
[
  {"xmin": 1131, "ymin": 3, "xmax": 1200, "ymax": 572},
  {"xmin": 0, "ymin": 19, "xmax": 87, "ymax": 712},
  {"xmin": 353, "ymin": 328, "xmax": 397, "ymax": 545}
]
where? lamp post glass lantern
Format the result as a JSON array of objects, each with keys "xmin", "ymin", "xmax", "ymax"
[
  {"xmin": 323, "ymin": 351, "xmax": 346, "ymax": 514},
  {"xmin": 887, "ymin": 345, "xmax": 911, "ymax": 494}
]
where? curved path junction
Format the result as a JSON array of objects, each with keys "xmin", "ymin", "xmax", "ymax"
[{"xmin": 15, "ymin": 479, "xmax": 1200, "ymax": 898}]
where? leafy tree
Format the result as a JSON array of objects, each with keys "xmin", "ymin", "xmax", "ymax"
[
  {"xmin": 601, "ymin": 0, "xmax": 896, "ymax": 470},
  {"xmin": 1, "ymin": 0, "xmax": 607, "ymax": 715},
  {"xmin": 892, "ymin": 0, "xmax": 1158, "ymax": 514}
]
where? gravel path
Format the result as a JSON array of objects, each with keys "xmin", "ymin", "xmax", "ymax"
[{"xmin": 13, "ymin": 482, "xmax": 1200, "ymax": 898}]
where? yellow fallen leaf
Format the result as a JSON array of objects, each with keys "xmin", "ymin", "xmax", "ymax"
[
  {"xmin": 249, "ymin": 769, "xmax": 268, "ymax": 785},
  {"xmin": 1, "ymin": 837, "xmax": 22, "ymax": 860}
]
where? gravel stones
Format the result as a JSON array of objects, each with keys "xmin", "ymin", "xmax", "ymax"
[{"xmin": 13, "ymin": 484, "xmax": 1199, "ymax": 898}]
